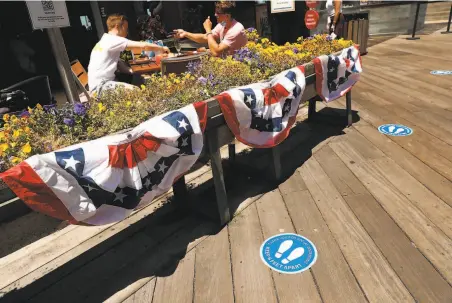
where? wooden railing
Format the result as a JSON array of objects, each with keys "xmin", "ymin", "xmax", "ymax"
[{"xmin": 0, "ymin": 52, "xmax": 353, "ymax": 225}]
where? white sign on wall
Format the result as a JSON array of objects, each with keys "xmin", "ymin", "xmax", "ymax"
[
  {"xmin": 271, "ymin": 0, "xmax": 295, "ymax": 14},
  {"xmin": 26, "ymin": 1, "xmax": 70, "ymax": 29}
]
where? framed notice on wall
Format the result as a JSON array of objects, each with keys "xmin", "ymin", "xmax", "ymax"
[
  {"xmin": 270, "ymin": 0, "xmax": 295, "ymax": 14},
  {"xmin": 26, "ymin": 1, "xmax": 70, "ymax": 29}
]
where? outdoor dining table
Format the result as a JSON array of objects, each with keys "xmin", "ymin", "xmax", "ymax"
[{"xmin": 129, "ymin": 51, "xmax": 208, "ymax": 85}]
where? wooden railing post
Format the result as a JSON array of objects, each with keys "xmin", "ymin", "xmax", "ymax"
[
  {"xmin": 441, "ymin": 4, "xmax": 452, "ymax": 34},
  {"xmin": 206, "ymin": 130, "xmax": 231, "ymax": 226},
  {"xmin": 346, "ymin": 90, "xmax": 353, "ymax": 127}
]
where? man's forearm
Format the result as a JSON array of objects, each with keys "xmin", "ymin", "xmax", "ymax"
[
  {"xmin": 207, "ymin": 34, "xmax": 220, "ymax": 56},
  {"xmin": 185, "ymin": 32, "xmax": 208, "ymax": 44},
  {"xmin": 126, "ymin": 41, "xmax": 164, "ymax": 52}
]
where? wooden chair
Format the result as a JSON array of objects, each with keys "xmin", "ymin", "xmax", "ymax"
[{"xmin": 70, "ymin": 60, "xmax": 91, "ymax": 102}]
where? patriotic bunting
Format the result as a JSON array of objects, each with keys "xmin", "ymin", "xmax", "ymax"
[
  {"xmin": 314, "ymin": 45, "xmax": 362, "ymax": 102},
  {"xmin": 217, "ymin": 66, "xmax": 306, "ymax": 148},
  {"xmin": 0, "ymin": 47, "xmax": 364, "ymax": 226},
  {"xmin": 0, "ymin": 102, "xmax": 207, "ymax": 225}
]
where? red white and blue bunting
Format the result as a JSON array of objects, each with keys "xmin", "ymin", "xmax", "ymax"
[
  {"xmin": 314, "ymin": 45, "xmax": 362, "ymax": 102},
  {"xmin": 0, "ymin": 103, "xmax": 207, "ymax": 225},
  {"xmin": 217, "ymin": 66, "xmax": 306, "ymax": 148}
]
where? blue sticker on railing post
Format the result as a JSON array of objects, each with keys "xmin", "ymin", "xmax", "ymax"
[
  {"xmin": 260, "ymin": 233, "xmax": 317, "ymax": 274},
  {"xmin": 378, "ymin": 124, "xmax": 413, "ymax": 136},
  {"xmin": 430, "ymin": 70, "xmax": 452, "ymax": 75}
]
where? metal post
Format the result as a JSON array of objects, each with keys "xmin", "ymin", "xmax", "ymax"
[
  {"xmin": 90, "ymin": 1, "xmax": 105, "ymax": 40},
  {"xmin": 47, "ymin": 28, "xmax": 79, "ymax": 103},
  {"xmin": 441, "ymin": 5, "xmax": 452, "ymax": 34},
  {"xmin": 407, "ymin": 2, "xmax": 421, "ymax": 40}
]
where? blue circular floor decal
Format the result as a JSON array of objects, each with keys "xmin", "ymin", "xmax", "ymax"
[
  {"xmin": 378, "ymin": 124, "xmax": 413, "ymax": 136},
  {"xmin": 430, "ymin": 70, "xmax": 452, "ymax": 75},
  {"xmin": 260, "ymin": 233, "xmax": 317, "ymax": 274}
]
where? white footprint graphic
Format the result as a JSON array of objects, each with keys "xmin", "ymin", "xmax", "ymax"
[
  {"xmin": 275, "ymin": 240, "xmax": 293, "ymax": 258},
  {"xmin": 281, "ymin": 247, "xmax": 305, "ymax": 264},
  {"xmin": 394, "ymin": 128, "xmax": 405, "ymax": 134},
  {"xmin": 388, "ymin": 125, "xmax": 395, "ymax": 133}
]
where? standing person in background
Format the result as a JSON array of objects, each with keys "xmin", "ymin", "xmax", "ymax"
[
  {"xmin": 326, "ymin": 0, "xmax": 344, "ymax": 39},
  {"xmin": 173, "ymin": 1, "xmax": 247, "ymax": 57},
  {"xmin": 88, "ymin": 14, "xmax": 169, "ymax": 97}
]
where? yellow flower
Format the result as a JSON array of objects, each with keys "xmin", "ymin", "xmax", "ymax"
[
  {"xmin": 10, "ymin": 115, "xmax": 18, "ymax": 123},
  {"xmin": 126, "ymin": 101, "xmax": 132, "ymax": 107},
  {"xmin": 0, "ymin": 132, "xmax": 4, "ymax": 139},
  {"xmin": 11, "ymin": 156, "xmax": 22, "ymax": 164},
  {"xmin": 27, "ymin": 107, "xmax": 33, "ymax": 114},
  {"xmin": 0, "ymin": 143, "xmax": 8, "ymax": 152},
  {"xmin": 13, "ymin": 130, "xmax": 21, "ymax": 138},
  {"xmin": 174, "ymin": 79, "xmax": 181, "ymax": 84},
  {"xmin": 36, "ymin": 104, "xmax": 43, "ymax": 110},
  {"xmin": 10, "ymin": 142, "xmax": 17, "ymax": 148},
  {"xmin": 21, "ymin": 142, "xmax": 32, "ymax": 154},
  {"xmin": 3, "ymin": 123, "xmax": 10, "ymax": 129},
  {"xmin": 184, "ymin": 73, "xmax": 191, "ymax": 79},
  {"xmin": 98, "ymin": 102, "xmax": 106, "ymax": 113},
  {"xmin": 109, "ymin": 111, "xmax": 115, "ymax": 117},
  {"xmin": 24, "ymin": 127, "xmax": 31, "ymax": 133},
  {"xmin": 3, "ymin": 114, "xmax": 9, "ymax": 122},
  {"xmin": 141, "ymin": 84, "xmax": 146, "ymax": 90}
]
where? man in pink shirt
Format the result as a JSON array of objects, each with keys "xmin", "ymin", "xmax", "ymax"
[{"xmin": 174, "ymin": 1, "xmax": 247, "ymax": 57}]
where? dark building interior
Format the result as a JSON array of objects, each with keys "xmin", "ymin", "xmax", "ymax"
[{"xmin": 0, "ymin": 1, "xmax": 309, "ymax": 96}]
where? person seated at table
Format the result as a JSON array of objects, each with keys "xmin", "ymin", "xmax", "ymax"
[
  {"xmin": 87, "ymin": 14, "xmax": 169, "ymax": 97},
  {"xmin": 173, "ymin": 1, "xmax": 247, "ymax": 57}
]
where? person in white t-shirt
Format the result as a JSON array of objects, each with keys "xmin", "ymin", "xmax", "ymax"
[{"xmin": 87, "ymin": 14, "xmax": 169, "ymax": 96}]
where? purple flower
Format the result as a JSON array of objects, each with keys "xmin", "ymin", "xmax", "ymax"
[
  {"xmin": 198, "ymin": 76, "xmax": 207, "ymax": 85},
  {"xmin": 73, "ymin": 103, "xmax": 86, "ymax": 116},
  {"xmin": 293, "ymin": 48, "xmax": 299, "ymax": 54},
  {"xmin": 187, "ymin": 61, "xmax": 201, "ymax": 74},
  {"xmin": 20, "ymin": 110, "xmax": 30, "ymax": 118},
  {"xmin": 326, "ymin": 35, "xmax": 333, "ymax": 41},
  {"xmin": 63, "ymin": 117, "xmax": 75, "ymax": 127},
  {"xmin": 247, "ymin": 27, "xmax": 256, "ymax": 32},
  {"xmin": 43, "ymin": 104, "xmax": 57, "ymax": 112}
]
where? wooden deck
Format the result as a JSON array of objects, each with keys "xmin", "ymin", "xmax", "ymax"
[{"xmin": 1, "ymin": 29, "xmax": 452, "ymax": 303}]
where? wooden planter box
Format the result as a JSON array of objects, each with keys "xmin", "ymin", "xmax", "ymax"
[{"xmin": 0, "ymin": 52, "xmax": 353, "ymax": 224}]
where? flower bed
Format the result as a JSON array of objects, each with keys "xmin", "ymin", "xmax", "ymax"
[{"xmin": 0, "ymin": 31, "xmax": 353, "ymax": 173}]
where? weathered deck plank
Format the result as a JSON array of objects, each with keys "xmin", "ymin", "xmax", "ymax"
[
  {"xmin": 228, "ymin": 204, "xmax": 277, "ymax": 303},
  {"xmin": 193, "ymin": 227, "xmax": 234, "ymax": 303},
  {"xmin": 255, "ymin": 190, "xmax": 322, "ymax": 303},
  {"xmin": 315, "ymin": 145, "xmax": 452, "ymax": 303},
  {"xmin": 152, "ymin": 250, "xmax": 196, "ymax": 303},
  {"xmin": 299, "ymin": 158, "xmax": 414, "ymax": 303},
  {"xmin": 278, "ymin": 173, "xmax": 367, "ymax": 303},
  {"xmin": 330, "ymin": 139, "xmax": 452, "ymax": 284}
]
